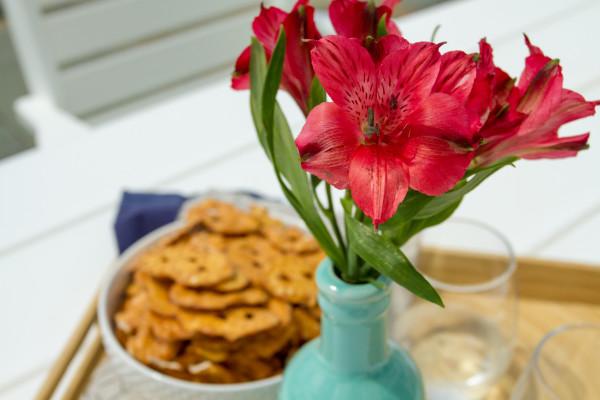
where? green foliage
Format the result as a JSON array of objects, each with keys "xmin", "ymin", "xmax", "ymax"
[
  {"xmin": 376, "ymin": 14, "xmax": 388, "ymax": 38},
  {"xmin": 250, "ymin": 31, "xmax": 345, "ymax": 268},
  {"xmin": 380, "ymin": 157, "xmax": 517, "ymax": 246},
  {"xmin": 345, "ymin": 215, "xmax": 443, "ymax": 306},
  {"xmin": 307, "ymin": 77, "xmax": 326, "ymax": 112},
  {"xmin": 414, "ymin": 157, "xmax": 516, "ymax": 220},
  {"xmin": 249, "ymin": 38, "xmax": 268, "ymax": 155}
]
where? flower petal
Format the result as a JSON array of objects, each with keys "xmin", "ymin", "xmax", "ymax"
[
  {"xmin": 524, "ymin": 33, "xmax": 544, "ymax": 56},
  {"xmin": 311, "ymin": 36, "xmax": 377, "ymax": 123},
  {"xmin": 379, "ymin": 42, "xmax": 441, "ymax": 100},
  {"xmin": 349, "ymin": 145, "xmax": 409, "ymax": 226},
  {"xmin": 376, "ymin": 42, "xmax": 442, "ymax": 136},
  {"xmin": 543, "ymin": 89, "xmax": 597, "ymax": 128},
  {"xmin": 403, "ymin": 135, "xmax": 473, "ymax": 196},
  {"xmin": 231, "ymin": 46, "xmax": 250, "ymax": 90},
  {"xmin": 329, "ymin": 0, "xmax": 370, "ymax": 39},
  {"xmin": 281, "ymin": 1, "xmax": 321, "ymax": 113},
  {"xmin": 434, "ymin": 50, "xmax": 476, "ymax": 102},
  {"xmin": 517, "ymin": 35, "xmax": 552, "ymax": 92},
  {"xmin": 521, "ymin": 133, "xmax": 589, "ymax": 160},
  {"xmin": 373, "ymin": 34, "xmax": 409, "ymax": 62},
  {"xmin": 296, "ymin": 103, "xmax": 361, "ymax": 189},
  {"xmin": 479, "ymin": 88, "xmax": 597, "ymax": 164},
  {"xmin": 518, "ymin": 61, "xmax": 562, "ymax": 130},
  {"xmin": 252, "ymin": 4, "xmax": 287, "ymax": 52},
  {"xmin": 406, "ymin": 93, "xmax": 471, "ymax": 141},
  {"xmin": 294, "ymin": 0, "xmax": 321, "ymax": 40},
  {"xmin": 465, "ymin": 39, "xmax": 497, "ymax": 130}
]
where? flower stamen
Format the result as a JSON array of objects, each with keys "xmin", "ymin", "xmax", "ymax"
[{"xmin": 364, "ymin": 108, "xmax": 379, "ymax": 138}]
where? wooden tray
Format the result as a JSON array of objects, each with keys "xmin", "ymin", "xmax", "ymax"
[{"xmin": 35, "ymin": 252, "xmax": 600, "ymax": 400}]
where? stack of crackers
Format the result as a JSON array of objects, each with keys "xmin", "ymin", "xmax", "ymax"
[{"xmin": 114, "ymin": 199, "xmax": 324, "ymax": 384}]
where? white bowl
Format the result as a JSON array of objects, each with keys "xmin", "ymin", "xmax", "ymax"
[{"xmin": 97, "ymin": 191, "xmax": 305, "ymax": 400}]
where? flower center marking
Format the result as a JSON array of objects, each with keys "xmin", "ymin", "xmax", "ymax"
[{"xmin": 364, "ymin": 108, "xmax": 380, "ymax": 138}]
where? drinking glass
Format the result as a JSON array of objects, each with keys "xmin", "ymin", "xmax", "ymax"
[
  {"xmin": 392, "ymin": 218, "xmax": 517, "ymax": 400},
  {"xmin": 511, "ymin": 324, "xmax": 600, "ymax": 400}
]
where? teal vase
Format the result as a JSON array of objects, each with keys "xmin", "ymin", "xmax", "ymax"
[{"xmin": 279, "ymin": 258, "xmax": 425, "ymax": 400}]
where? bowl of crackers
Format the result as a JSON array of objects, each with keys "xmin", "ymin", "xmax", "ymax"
[{"xmin": 98, "ymin": 192, "xmax": 324, "ymax": 400}]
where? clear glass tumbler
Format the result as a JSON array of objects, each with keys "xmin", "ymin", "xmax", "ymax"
[
  {"xmin": 511, "ymin": 324, "xmax": 600, "ymax": 400},
  {"xmin": 392, "ymin": 219, "xmax": 518, "ymax": 400}
]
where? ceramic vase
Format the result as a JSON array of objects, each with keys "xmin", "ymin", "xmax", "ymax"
[{"xmin": 279, "ymin": 258, "xmax": 425, "ymax": 400}]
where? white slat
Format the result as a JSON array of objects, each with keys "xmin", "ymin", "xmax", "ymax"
[
  {"xmin": 54, "ymin": 10, "xmax": 254, "ymax": 115},
  {"xmin": 0, "ymin": 82, "xmax": 304, "ymax": 253},
  {"xmin": 37, "ymin": 0, "xmax": 88, "ymax": 12},
  {"xmin": 44, "ymin": 0, "xmax": 256, "ymax": 64},
  {"xmin": 398, "ymin": 0, "xmax": 594, "ymax": 51}
]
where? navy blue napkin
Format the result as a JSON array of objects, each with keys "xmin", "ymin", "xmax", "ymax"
[
  {"xmin": 114, "ymin": 191, "xmax": 188, "ymax": 254},
  {"xmin": 113, "ymin": 191, "xmax": 269, "ymax": 254}
]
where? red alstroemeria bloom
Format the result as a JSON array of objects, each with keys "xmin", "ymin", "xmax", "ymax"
[
  {"xmin": 330, "ymin": 0, "xmax": 401, "ymax": 39},
  {"xmin": 231, "ymin": 1, "xmax": 321, "ymax": 115},
  {"xmin": 474, "ymin": 36, "xmax": 598, "ymax": 166},
  {"xmin": 296, "ymin": 36, "xmax": 474, "ymax": 226},
  {"xmin": 432, "ymin": 39, "xmax": 520, "ymax": 137},
  {"xmin": 329, "ymin": 0, "xmax": 402, "ymax": 61}
]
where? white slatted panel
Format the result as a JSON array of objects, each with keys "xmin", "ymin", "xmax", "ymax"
[
  {"xmin": 5, "ymin": 0, "xmax": 260, "ymax": 117},
  {"xmin": 38, "ymin": 0, "xmax": 91, "ymax": 11},
  {"xmin": 44, "ymin": 0, "xmax": 256, "ymax": 64},
  {"xmin": 56, "ymin": 10, "xmax": 254, "ymax": 115},
  {"xmin": 398, "ymin": 0, "xmax": 594, "ymax": 50}
]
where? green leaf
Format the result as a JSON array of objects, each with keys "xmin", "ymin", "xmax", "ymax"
[
  {"xmin": 310, "ymin": 174, "xmax": 322, "ymax": 189},
  {"xmin": 272, "ymin": 104, "xmax": 306, "ymax": 193},
  {"xmin": 263, "ymin": 31, "xmax": 310, "ymax": 204},
  {"xmin": 376, "ymin": 14, "xmax": 388, "ymax": 37},
  {"xmin": 262, "ymin": 30, "xmax": 286, "ymax": 152},
  {"xmin": 307, "ymin": 76, "xmax": 326, "ymax": 112},
  {"xmin": 340, "ymin": 196, "xmax": 354, "ymax": 214},
  {"xmin": 381, "ymin": 191, "xmax": 433, "ymax": 233},
  {"xmin": 466, "ymin": 156, "xmax": 518, "ymax": 176},
  {"xmin": 249, "ymin": 38, "xmax": 269, "ymax": 156},
  {"xmin": 258, "ymin": 29, "xmax": 346, "ymax": 269},
  {"xmin": 400, "ymin": 198, "xmax": 462, "ymax": 245},
  {"xmin": 415, "ymin": 157, "xmax": 517, "ymax": 219},
  {"xmin": 345, "ymin": 215, "xmax": 443, "ymax": 306},
  {"xmin": 273, "ymin": 104, "xmax": 345, "ymax": 267}
]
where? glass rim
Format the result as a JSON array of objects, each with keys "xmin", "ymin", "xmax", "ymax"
[
  {"xmin": 420, "ymin": 218, "xmax": 517, "ymax": 294},
  {"xmin": 531, "ymin": 323, "xmax": 600, "ymax": 398}
]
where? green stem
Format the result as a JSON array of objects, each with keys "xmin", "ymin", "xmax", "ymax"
[
  {"xmin": 311, "ymin": 182, "xmax": 329, "ymax": 215},
  {"xmin": 343, "ymin": 190, "xmax": 360, "ymax": 282},
  {"xmin": 325, "ymin": 183, "xmax": 346, "ymax": 256}
]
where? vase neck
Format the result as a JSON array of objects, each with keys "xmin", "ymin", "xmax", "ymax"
[{"xmin": 316, "ymin": 259, "xmax": 391, "ymax": 373}]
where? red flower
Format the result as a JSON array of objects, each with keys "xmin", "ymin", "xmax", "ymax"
[
  {"xmin": 474, "ymin": 36, "xmax": 598, "ymax": 165},
  {"xmin": 231, "ymin": 1, "xmax": 321, "ymax": 115},
  {"xmin": 329, "ymin": 0, "xmax": 402, "ymax": 61},
  {"xmin": 295, "ymin": 36, "xmax": 474, "ymax": 226},
  {"xmin": 231, "ymin": 46, "xmax": 251, "ymax": 90},
  {"xmin": 330, "ymin": 0, "xmax": 401, "ymax": 40},
  {"xmin": 432, "ymin": 39, "xmax": 517, "ymax": 136}
]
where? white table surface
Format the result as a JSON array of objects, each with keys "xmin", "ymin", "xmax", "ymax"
[{"xmin": 2, "ymin": 0, "xmax": 600, "ymax": 397}]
